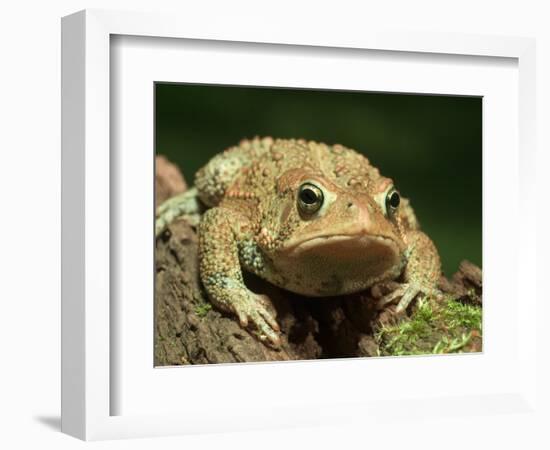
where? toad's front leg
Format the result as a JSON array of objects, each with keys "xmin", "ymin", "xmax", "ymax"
[
  {"xmin": 199, "ymin": 207, "xmax": 281, "ymax": 347},
  {"xmin": 378, "ymin": 230, "xmax": 442, "ymax": 312}
]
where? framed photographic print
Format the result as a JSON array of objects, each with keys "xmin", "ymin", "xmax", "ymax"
[
  {"xmin": 61, "ymin": 9, "xmax": 538, "ymax": 441},
  {"xmin": 153, "ymin": 83, "xmax": 483, "ymax": 364}
]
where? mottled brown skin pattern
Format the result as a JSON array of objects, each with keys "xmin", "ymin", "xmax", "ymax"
[{"xmin": 160, "ymin": 137, "xmax": 441, "ymax": 347}]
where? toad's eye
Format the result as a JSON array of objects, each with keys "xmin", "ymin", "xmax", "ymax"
[
  {"xmin": 298, "ymin": 182, "xmax": 324, "ymax": 214},
  {"xmin": 385, "ymin": 188, "xmax": 400, "ymax": 216}
]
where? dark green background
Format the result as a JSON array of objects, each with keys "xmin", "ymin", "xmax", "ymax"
[{"xmin": 155, "ymin": 83, "xmax": 482, "ymax": 276}]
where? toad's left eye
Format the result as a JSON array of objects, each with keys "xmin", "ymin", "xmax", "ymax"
[{"xmin": 385, "ymin": 188, "xmax": 400, "ymax": 216}]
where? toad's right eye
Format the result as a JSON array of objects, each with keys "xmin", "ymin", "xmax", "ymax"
[{"xmin": 297, "ymin": 183, "xmax": 324, "ymax": 214}]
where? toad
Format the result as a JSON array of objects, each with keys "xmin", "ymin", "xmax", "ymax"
[{"xmin": 156, "ymin": 137, "xmax": 441, "ymax": 347}]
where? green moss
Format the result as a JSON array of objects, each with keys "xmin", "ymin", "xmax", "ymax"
[
  {"xmin": 442, "ymin": 299, "xmax": 482, "ymax": 331},
  {"xmin": 375, "ymin": 295, "xmax": 482, "ymax": 356},
  {"xmin": 194, "ymin": 302, "xmax": 212, "ymax": 317},
  {"xmin": 432, "ymin": 333, "xmax": 472, "ymax": 354}
]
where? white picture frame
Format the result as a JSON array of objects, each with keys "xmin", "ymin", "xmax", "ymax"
[{"xmin": 61, "ymin": 8, "xmax": 539, "ymax": 441}]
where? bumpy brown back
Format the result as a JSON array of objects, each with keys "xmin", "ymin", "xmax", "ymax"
[{"xmin": 194, "ymin": 137, "xmax": 274, "ymax": 206}]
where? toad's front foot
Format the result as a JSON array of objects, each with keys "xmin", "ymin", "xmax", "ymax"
[
  {"xmin": 222, "ymin": 291, "xmax": 281, "ymax": 348},
  {"xmin": 376, "ymin": 282, "xmax": 441, "ymax": 313}
]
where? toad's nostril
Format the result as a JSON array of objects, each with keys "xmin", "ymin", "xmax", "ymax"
[{"xmin": 347, "ymin": 202, "xmax": 354, "ymax": 208}]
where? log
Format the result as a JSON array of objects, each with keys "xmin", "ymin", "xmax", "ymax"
[
  {"xmin": 154, "ymin": 155, "xmax": 482, "ymax": 365},
  {"xmin": 155, "ymin": 155, "xmax": 187, "ymax": 207}
]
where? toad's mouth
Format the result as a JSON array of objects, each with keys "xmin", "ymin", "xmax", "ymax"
[
  {"xmin": 272, "ymin": 233, "xmax": 405, "ymax": 296},
  {"xmin": 283, "ymin": 233, "xmax": 401, "ymax": 262}
]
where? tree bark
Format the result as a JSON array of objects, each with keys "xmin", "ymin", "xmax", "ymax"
[{"xmin": 154, "ymin": 156, "xmax": 482, "ymax": 365}]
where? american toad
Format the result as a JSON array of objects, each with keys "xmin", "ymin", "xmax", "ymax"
[{"xmin": 156, "ymin": 137, "xmax": 441, "ymax": 347}]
